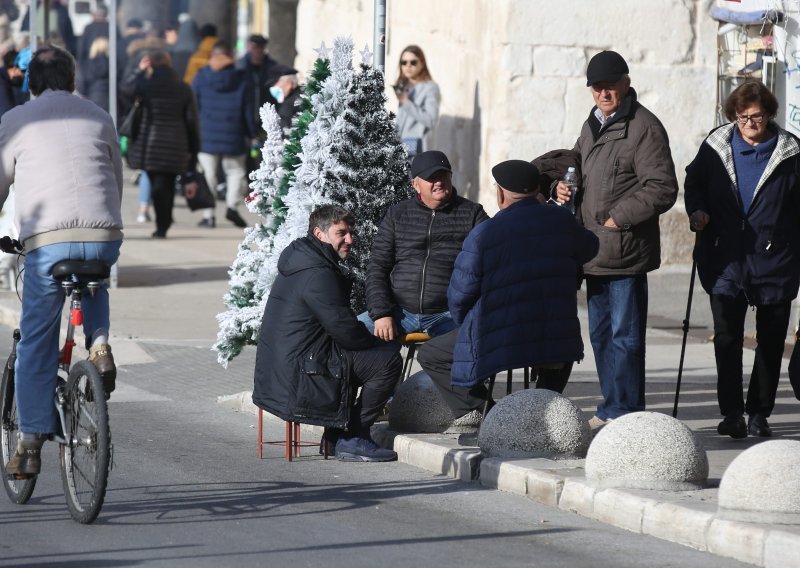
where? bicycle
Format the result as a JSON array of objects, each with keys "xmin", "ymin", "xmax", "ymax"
[{"xmin": 0, "ymin": 237, "xmax": 112, "ymax": 524}]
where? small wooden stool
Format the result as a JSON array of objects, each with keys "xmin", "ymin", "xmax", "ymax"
[
  {"xmin": 257, "ymin": 408, "xmax": 328, "ymax": 461},
  {"xmin": 398, "ymin": 332, "xmax": 432, "ymax": 381}
]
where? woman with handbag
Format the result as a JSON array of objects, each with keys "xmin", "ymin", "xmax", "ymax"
[
  {"xmin": 122, "ymin": 50, "xmax": 199, "ymax": 238},
  {"xmin": 393, "ymin": 45, "xmax": 439, "ymax": 164}
]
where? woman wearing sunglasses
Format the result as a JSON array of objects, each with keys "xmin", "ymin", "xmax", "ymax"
[
  {"xmin": 685, "ymin": 80, "xmax": 800, "ymax": 440},
  {"xmin": 393, "ymin": 45, "xmax": 439, "ymax": 162}
]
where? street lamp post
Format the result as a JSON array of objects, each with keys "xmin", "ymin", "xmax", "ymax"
[{"xmin": 373, "ymin": 0, "xmax": 386, "ymax": 75}]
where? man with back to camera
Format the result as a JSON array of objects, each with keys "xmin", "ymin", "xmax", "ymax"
[
  {"xmin": 0, "ymin": 46, "xmax": 123, "ymax": 476},
  {"xmin": 254, "ymin": 205, "xmax": 402, "ymax": 462},
  {"xmin": 554, "ymin": 50, "xmax": 679, "ymax": 432},
  {"xmin": 418, "ymin": 160, "xmax": 599, "ymax": 417},
  {"xmin": 360, "ymin": 150, "xmax": 489, "ymax": 342}
]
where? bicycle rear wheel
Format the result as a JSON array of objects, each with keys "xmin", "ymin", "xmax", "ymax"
[
  {"xmin": 60, "ymin": 360, "xmax": 110, "ymax": 524},
  {"xmin": 1, "ymin": 341, "xmax": 36, "ymax": 504}
]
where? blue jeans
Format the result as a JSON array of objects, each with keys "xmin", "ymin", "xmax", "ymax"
[
  {"xmin": 357, "ymin": 307, "xmax": 457, "ymax": 338},
  {"xmin": 15, "ymin": 241, "xmax": 122, "ymax": 434},
  {"xmin": 585, "ymin": 274, "xmax": 647, "ymax": 420},
  {"xmin": 138, "ymin": 171, "xmax": 151, "ymax": 206}
]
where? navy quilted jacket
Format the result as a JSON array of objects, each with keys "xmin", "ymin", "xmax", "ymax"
[
  {"xmin": 192, "ymin": 63, "xmax": 256, "ymax": 155},
  {"xmin": 448, "ymin": 200, "xmax": 599, "ymax": 388}
]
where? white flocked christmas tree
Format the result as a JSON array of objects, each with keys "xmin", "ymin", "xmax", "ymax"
[{"xmin": 214, "ymin": 37, "xmax": 410, "ymax": 365}]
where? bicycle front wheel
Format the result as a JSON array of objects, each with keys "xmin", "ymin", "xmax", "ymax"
[
  {"xmin": 1, "ymin": 346, "xmax": 36, "ymax": 504},
  {"xmin": 60, "ymin": 360, "xmax": 110, "ymax": 524}
]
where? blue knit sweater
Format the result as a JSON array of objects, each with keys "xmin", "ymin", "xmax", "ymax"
[{"xmin": 731, "ymin": 127, "xmax": 777, "ymax": 214}]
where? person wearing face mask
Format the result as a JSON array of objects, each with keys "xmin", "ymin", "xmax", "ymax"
[{"xmin": 265, "ymin": 64, "xmax": 300, "ymax": 137}]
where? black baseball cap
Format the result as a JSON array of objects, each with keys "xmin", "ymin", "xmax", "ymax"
[
  {"xmin": 492, "ymin": 160, "xmax": 540, "ymax": 194},
  {"xmin": 411, "ymin": 150, "xmax": 452, "ymax": 180},
  {"xmin": 586, "ymin": 50, "xmax": 629, "ymax": 86}
]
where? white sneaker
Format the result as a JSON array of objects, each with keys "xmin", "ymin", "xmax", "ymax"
[
  {"xmin": 588, "ymin": 415, "xmax": 612, "ymax": 432},
  {"xmin": 136, "ymin": 212, "xmax": 151, "ymax": 223}
]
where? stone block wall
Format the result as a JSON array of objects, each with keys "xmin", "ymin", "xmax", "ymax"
[{"xmin": 292, "ymin": 0, "xmax": 720, "ymax": 262}]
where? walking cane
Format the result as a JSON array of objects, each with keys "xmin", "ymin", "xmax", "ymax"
[{"xmin": 673, "ymin": 232, "xmax": 701, "ymax": 418}]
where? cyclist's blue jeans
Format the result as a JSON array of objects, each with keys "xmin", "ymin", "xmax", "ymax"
[
  {"xmin": 15, "ymin": 240, "xmax": 122, "ymax": 434},
  {"xmin": 357, "ymin": 307, "xmax": 457, "ymax": 338}
]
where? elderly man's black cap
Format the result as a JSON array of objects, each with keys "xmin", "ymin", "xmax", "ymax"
[
  {"xmin": 264, "ymin": 63, "xmax": 298, "ymax": 87},
  {"xmin": 492, "ymin": 160, "xmax": 540, "ymax": 194},
  {"xmin": 411, "ymin": 150, "xmax": 452, "ymax": 180},
  {"xmin": 586, "ymin": 50, "xmax": 629, "ymax": 86}
]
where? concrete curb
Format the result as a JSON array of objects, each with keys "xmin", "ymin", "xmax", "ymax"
[
  {"xmin": 220, "ymin": 393, "xmax": 800, "ymax": 566},
  {"xmin": 370, "ymin": 426, "xmax": 800, "ymax": 568}
]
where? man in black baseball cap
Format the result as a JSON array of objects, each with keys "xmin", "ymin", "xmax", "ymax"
[
  {"xmin": 417, "ymin": 159, "xmax": 599, "ymax": 420},
  {"xmin": 358, "ymin": 150, "xmax": 488, "ymax": 344},
  {"xmin": 554, "ymin": 49, "xmax": 679, "ymax": 434}
]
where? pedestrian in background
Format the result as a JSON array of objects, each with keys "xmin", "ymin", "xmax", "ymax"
[
  {"xmin": 77, "ymin": 4, "xmax": 109, "ymax": 66},
  {"xmin": 264, "ymin": 64, "xmax": 300, "ymax": 136},
  {"xmin": 192, "ymin": 40, "xmax": 256, "ymax": 229},
  {"xmin": 555, "ymin": 50, "xmax": 679, "ymax": 432},
  {"xmin": 0, "ymin": 49, "xmax": 24, "ymax": 120},
  {"xmin": 169, "ymin": 13, "xmax": 198, "ymax": 81},
  {"xmin": 123, "ymin": 51, "xmax": 199, "ymax": 238},
  {"xmin": 78, "ymin": 36, "xmax": 110, "ymax": 113},
  {"xmin": 183, "ymin": 23, "xmax": 217, "ymax": 85},
  {"xmin": 685, "ymin": 80, "xmax": 800, "ymax": 439},
  {"xmin": 393, "ymin": 45, "xmax": 439, "ymax": 162}
]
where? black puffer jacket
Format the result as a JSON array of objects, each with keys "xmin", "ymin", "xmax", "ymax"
[
  {"xmin": 366, "ymin": 193, "xmax": 488, "ymax": 320},
  {"xmin": 123, "ymin": 66, "xmax": 199, "ymax": 174},
  {"xmin": 253, "ymin": 235, "xmax": 381, "ymax": 428}
]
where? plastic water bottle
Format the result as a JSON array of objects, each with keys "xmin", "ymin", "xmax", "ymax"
[{"xmin": 563, "ymin": 166, "xmax": 578, "ymax": 215}]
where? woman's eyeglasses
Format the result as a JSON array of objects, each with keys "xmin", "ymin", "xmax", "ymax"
[
  {"xmin": 736, "ymin": 112, "xmax": 766, "ymax": 125},
  {"xmin": 401, "ymin": 59, "xmax": 419, "ymax": 67}
]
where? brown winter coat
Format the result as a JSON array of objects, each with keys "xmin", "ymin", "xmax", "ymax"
[
  {"xmin": 183, "ymin": 36, "xmax": 217, "ymax": 85},
  {"xmin": 573, "ymin": 88, "xmax": 678, "ymax": 275}
]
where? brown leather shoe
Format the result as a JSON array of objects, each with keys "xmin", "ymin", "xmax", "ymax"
[
  {"xmin": 89, "ymin": 343, "xmax": 116, "ymax": 394},
  {"xmin": 5, "ymin": 438, "xmax": 44, "ymax": 477}
]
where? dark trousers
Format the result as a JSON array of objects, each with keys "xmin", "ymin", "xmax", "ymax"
[
  {"xmin": 344, "ymin": 343, "xmax": 402, "ymax": 435},
  {"xmin": 710, "ymin": 293, "xmax": 791, "ymax": 418},
  {"xmin": 418, "ymin": 329, "xmax": 489, "ymax": 418},
  {"xmin": 147, "ymin": 171, "xmax": 177, "ymax": 236},
  {"xmin": 418, "ymin": 328, "xmax": 572, "ymax": 419}
]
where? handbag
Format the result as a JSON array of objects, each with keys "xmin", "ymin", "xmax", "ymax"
[
  {"xmin": 118, "ymin": 98, "xmax": 143, "ymax": 140},
  {"xmin": 179, "ymin": 170, "xmax": 215, "ymax": 211}
]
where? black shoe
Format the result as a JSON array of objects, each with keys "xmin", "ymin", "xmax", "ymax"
[
  {"xmin": 748, "ymin": 414, "xmax": 773, "ymax": 437},
  {"xmin": 151, "ymin": 230, "xmax": 166, "ymax": 239},
  {"xmin": 717, "ymin": 414, "xmax": 748, "ymax": 439},
  {"xmin": 198, "ymin": 217, "xmax": 216, "ymax": 228},
  {"xmin": 319, "ymin": 429, "xmax": 342, "ymax": 457},
  {"xmin": 225, "ymin": 208, "xmax": 247, "ymax": 228},
  {"xmin": 335, "ymin": 436, "xmax": 397, "ymax": 462}
]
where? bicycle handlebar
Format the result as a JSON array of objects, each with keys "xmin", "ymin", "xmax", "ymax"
[{"xmin": 0, "ymin": 236, "xmax": 23, "ymax": 254}]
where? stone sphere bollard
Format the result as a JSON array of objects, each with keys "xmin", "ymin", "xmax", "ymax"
[
  {"xmin": 477, "ymin": 389, "xmax": 590, "ymax": 459},
  {"xmin": 718, "ymin": 439, "xmax": 800, "ymax": 524},
  {"xmin": 388, "ymin": 371, "xmax": 481, "ymax": 433},
  {"xmin": 586, "ymin": 411, "xmax": 708, "ymax": 490}
]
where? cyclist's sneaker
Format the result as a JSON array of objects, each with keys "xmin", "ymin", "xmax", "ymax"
[
  {"xmin": 89, "ymin": 343, "xmax": 116, "ymax": 394},
  {"xmin": 5, "ymin": 438, "xmax": 44, "ymax": 477}
]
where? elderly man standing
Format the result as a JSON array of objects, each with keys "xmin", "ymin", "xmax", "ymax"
[
  {"xmin": 360, "ymin": 150, "xmax": 488, "ymax": 341},
  {"xmin": 555, "ymin": 51, "xmax": 679, "ymax": 431},
  {"xmin": 419, "ymin": 160, "xmax": 598, "ymax": 417},
  {"xmin": 0, "ymin": 46, "xmax": 123, "ymax": 476}
]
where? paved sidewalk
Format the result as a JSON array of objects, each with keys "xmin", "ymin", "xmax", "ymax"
[{"xmin": 0, "ymin": 171, "xmax": 798, "ymax": 566}]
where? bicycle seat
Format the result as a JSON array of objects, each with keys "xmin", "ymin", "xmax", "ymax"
[{"xmin": 51, "ymin": 260, "xmax": 111, "ymax": 282}]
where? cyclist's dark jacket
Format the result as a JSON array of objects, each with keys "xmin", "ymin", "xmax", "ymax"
[
  {"xmin": 253, "ymin": 235, "xmax": 381, "ymax": 428},
  {"xmin": 366, "ymin": 192, "xmax": 488, "ymax": 320}
]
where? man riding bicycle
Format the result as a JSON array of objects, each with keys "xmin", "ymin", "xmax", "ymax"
[{"xmin": 0, "ymin": 46, "xmax": 123, "ymax": 476}]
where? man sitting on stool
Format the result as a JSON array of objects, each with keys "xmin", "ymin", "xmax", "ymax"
[
  {"xmin": 253, "ymin": 205, "xmax": 402, "ymax": 462},
  {"xmin": 418, "ymin": 160, "xmax": 599, "ymax": 418}
]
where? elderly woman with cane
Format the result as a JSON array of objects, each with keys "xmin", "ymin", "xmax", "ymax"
[{"xmin": 685, "ymin": 80, "xmax": 800, "ymax": 439}]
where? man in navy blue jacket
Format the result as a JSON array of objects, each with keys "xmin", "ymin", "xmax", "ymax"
[
  {"xmin": 418, "ymin": 160, "xmax": 599, "ymax": 418},
  {"xmin": 192, "ymin": 40, "xmax": 256, "ymax": 229}
]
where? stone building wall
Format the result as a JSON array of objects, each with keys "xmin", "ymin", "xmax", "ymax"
[{"xmin": 292, "ymin": 0, "xmax": 721, "ymax": 263}]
